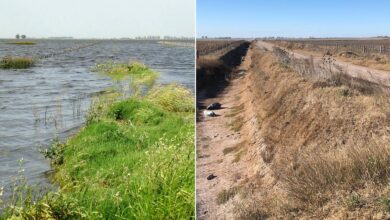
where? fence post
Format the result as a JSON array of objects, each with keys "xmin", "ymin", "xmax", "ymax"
[{"xmin": 380, "ymin": 45, "xmax": 385, "ymax": 54}]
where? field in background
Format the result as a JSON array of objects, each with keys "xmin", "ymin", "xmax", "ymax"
[
  {"xmin": 197, "ymin": 40, "xmax": 247, "ymax": 56},
  {"xmin": 271, "ymin": 38, "xmax": 390, "ymax": 54},
  {"xmin": 270, "ymin": 38, "xmax": 390, "ymax": 71}
]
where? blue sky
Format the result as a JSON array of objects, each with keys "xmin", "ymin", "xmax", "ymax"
[
  {"xmin": 0, "ymin": 0, "xmax": 195, "ymax": 38},
  {"xmin": 197, "ymin": 0, "xmax": 390, "ymax": 38}
]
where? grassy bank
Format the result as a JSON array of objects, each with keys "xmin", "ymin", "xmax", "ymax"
[
  {"xmin": 0, "ymin": 57, "xmax": 36, "ymax": 69},
  {"xmin": 1, "ymin": 64, "xmax": 195, "ymax": 219}
]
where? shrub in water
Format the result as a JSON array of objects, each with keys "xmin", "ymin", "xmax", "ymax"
[{"xmin": 0, "ymin": 56, "xmax": 36, "ymax": 69}]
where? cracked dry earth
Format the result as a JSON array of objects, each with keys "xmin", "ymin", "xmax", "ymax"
[{"xmin": 196, "ymin": 46, "xmax": 261, "ymax": 220}]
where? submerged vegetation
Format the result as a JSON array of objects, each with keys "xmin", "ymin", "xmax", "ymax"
[
  {"xmin": 0, "ymin": 56, "xmax": 36, "ymax": 69},
  {"xmin": 1, "ymin": 63, "xmax": 195, "ymax": 219},
  {"xmin": 6, "ymin": 42, "xmax": 36, "ymax": 45},
  {"xmin": 92, "ymin": 61, "xmax": 158, "ymax": 85},
  {"xmin": 92, "ymin": 61, "xmax": 159, "ymax": 96}
]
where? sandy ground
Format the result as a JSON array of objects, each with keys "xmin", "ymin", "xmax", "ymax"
[{"xmin": 257, "ymin": 41, "xmax": 390, "ymax": 87}]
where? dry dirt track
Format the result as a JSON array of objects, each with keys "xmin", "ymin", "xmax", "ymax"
[
  {"xmin": 257, "ymin": 40, "xmax": 390, "ymax": 87},
  {"xmin": 196, "ymin": 46, "xmax": 258, "ymax": 220}
]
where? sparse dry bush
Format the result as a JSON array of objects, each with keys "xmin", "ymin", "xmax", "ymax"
[
  {"xmin": 234, "ymin": 197, "xmax": 269, "ymax": 220},
  {"xmin": 240, "ymin": 47, "xmax": 390, "ymax": 218},
  {"xmin": 271, "ymin": 39, "xmax": 390, "ymax": 71},
  {"xmin": 273, "ymin": 47, "xmax": 291, "ymax": 66},
  {"xmin": 216, "ymin": 186, "xmax": 241, "ymax": 205},
  {"xmin": 275, "ymin": 144, "xmax": 390, "ymax": 206},
  {"xmin": 272, "ymin": 46, "xmax": 386, "ymax": 94}
]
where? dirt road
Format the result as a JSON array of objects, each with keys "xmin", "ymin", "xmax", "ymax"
[
  {"xmin": 257, "ymin": 40, "xmax": 390, "ymax": 87},
  {"xmin": 196, "ymin": 45, "xmax": 259, "ymax": 219}
]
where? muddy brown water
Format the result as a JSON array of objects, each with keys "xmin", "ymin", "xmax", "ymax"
[{"xmin": 0, "ymin": 39, "xmax": 194, "ymax": 202}]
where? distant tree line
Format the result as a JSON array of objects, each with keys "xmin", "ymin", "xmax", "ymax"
[{"xmin": 15, "ymin": 34, "xmax": 27, "ymax": 39}]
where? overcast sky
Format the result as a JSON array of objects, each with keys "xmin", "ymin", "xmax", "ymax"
[{"xmin": 0, "ymin": 0, "xmax": 195, "ymax": 38}]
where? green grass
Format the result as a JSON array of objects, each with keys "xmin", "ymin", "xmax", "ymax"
[
  {"xmin": 92, "ymin": 61, "xmax": 159, "ymax": 96},
  {"xmin": 145, "ymin": 84, "xmax": 194, "ymax": 113},
  {"xmin": 92, "ymin": 61, "xmax": 158, "ymax": 85},
  {"xmin": 6, "ymin": 41, "xmax": 36, "ymax": 45},
  {"xmin": 0, "ymin": 56, "xmax": 36, "ymax": 69},
  {"xmin": 1, "ymin": 64, "xmax": 195, "ymax": 219},
  {"xmin": 381, "ymin": 198, "xmax": 390, "ymax": 211},
  {"xmin": 345, "ymin": 193, "xmax": 364, "ymax": 210}
]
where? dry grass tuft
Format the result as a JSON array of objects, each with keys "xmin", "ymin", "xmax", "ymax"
[
  {"xmin": 223, "ymin": 146, "xmax": 238, "ymax": 155},
  {"xmin": 232, "ymin": 149, "xmax": 246, "ymax": 163},
  {"xmin": 228, "ymin": 116, "xmax": 244, "ymax": 132},
  {"xmin": 225, "ymin": 103, "xmax": 245, "ymax": 118},
  {"xmin": 216, "ymin": 186, "xmax": 241, "ymax": 205},
  {"xmin": 276, "ymin": 145, "xmax": 390, "ymax": 206},
  {"xmin": 223, "ymin": 140, "xmax": 246, "ymax": 156},
  {"xmin": 234, "ymin": 198, "xmax": 269, "ymax": 220}
]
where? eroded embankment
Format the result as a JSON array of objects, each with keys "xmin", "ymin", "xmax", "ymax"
[
  {"xmin": 196, "ymin": 41, "xmax": 250, "ymax": 100},
  {"xmin": 232, "ymin": 43, "xmax": 390, "ymax": 219},
  {"xmin": 197, "ymin": 40, "xmax": 390, "ymax": 219}
]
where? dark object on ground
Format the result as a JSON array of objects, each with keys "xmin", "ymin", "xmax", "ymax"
[
  {"xmin": 207, "ymin": 102, "xmax": 222, "ymax": 110},
  {"xmin": 207, "ymin": 174, "xmax": 217, "ymax": 180}
]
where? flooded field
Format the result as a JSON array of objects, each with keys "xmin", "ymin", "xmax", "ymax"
[{"xmin": 0, "ymin": 39, "xmax": 194, "ymax": 199}]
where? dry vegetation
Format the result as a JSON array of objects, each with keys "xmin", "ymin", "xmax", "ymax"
[
  {"xmin": 271, "ymin": 39, "xmax": 390, "ymax": 71},
  {"xmin": 196, "ymin": 40, "xmax": 250, "ymax": 93},
  {"xmin": 197, "ymin": 40, "xmax": 247, "ymax": 56},
  {"xmin": 232, "ymin": 44, "xmax": 390, "ymax": 219},
  {"xmin": 196, "ymin": 57, "xmax": 231, "ymax": 99},
  {"xmin": 6, "ymin": 41, "xmax": 36, "ymax": 45},
  {"xmin": 272, "ymin": 46, "xmax": 386, "ymax": 94},
  {"xmin": 216, "ymin": 186, "xmax": 241, "ymax": 205}
]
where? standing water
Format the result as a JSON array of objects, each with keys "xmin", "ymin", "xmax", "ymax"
[{"xmin": 0, "ymin": 39, "xmax": 194, "ymax": 200}]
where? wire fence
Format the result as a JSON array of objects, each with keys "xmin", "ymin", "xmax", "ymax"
[
  {"xmin": 196, "ymin": 40, "xmax": 246, "ymax": 56},
  {"xmin": 36, "ymin": 41, "xmax": 100, "ymax": 60},
  {"xmin": 282, "ymin": 40, "xmax": 390, "ymax": 55}
]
